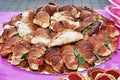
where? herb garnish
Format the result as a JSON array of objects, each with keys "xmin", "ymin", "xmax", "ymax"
[
  {"xmin": 3, "ymin": 39, "xmax": 6, "ymax": 43},
  {"xmin": 94, "ymin": 51, "xmax": 101, "ymax": 61},
  {"xmin": 12, "ymin": 33, "xmax": 19, "ymax": 37},
  {"xmin": 72, "ymin": 45, "xmax": 86, "ymax": 64},
  {"xmin": 21, "ymin": 53, "xmax": 29, "ymax": 67},
  {"xmin": 82, "ymin": 21, "xmax": 97, "ymax": 34},
  {"xmin": 104, "ymin": 39, "xmax": 110, "ymax": 50}
]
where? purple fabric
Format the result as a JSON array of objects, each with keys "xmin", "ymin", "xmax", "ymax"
[{"xmin": 0, "ymin": 10, "xmax": 120, "ymax": 80}]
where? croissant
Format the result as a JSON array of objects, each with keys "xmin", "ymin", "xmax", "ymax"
[
  {"xmin": 33, "ymin": 11, "xmax": 50, "ymax": 28},
  {"xmin": 11, "ymin": 41, "xmax": 31, "ymax": 65},
  {"xmin": 0, "ymin": 44, "xmax": 12, "ymax": 57},
  {"xmin": 40, "ymin": 2, "xmax": 58, "ymax": 16},
  {"xmin": 45, "ymin": 47, "xmax": 63, "ymax": 73},
  {"xmin": 101, "ymin": 20, "xmax": 119, "ymax": 38},
  {"xmin": 88, "ymin": 34, "xmax": 111, "ymax": 56},
  {"xmin": 29, "ymin": 28, "xmax": 51, "ymax": 47},
  {"xmin": 1, "ymin": 27, "xmax": 18, "ymax": 39},
  {"xmin": 81, "ymin": 15, "xmax": 96, "ymax": 30},
  {"xmin": 28, "ymin": 44, "xmax": 46, "ymax": 70},
  {"xmin": 58, "ymin": 4, "xmax": 77, "ymax": 16},
  {"xmin": 15, "ymin": 21, "xmax": 37, "ymax": 37},
  {"xmin": 50, "ymin": 29, "xmax": 83, "ymax": 47},
  {"xmin": 75, "ymin": 40, "xmax": 96, "ymax": 65},
  {"xmin": 0, "ymin": 36, "xmax": 22, "ymax": 57},
  {"xmin": 61, "ymin": 45, "xmax": 78, "ymax": 70},
  {"xmin": 50, "ymin": 20, "xmax": 75, "ymax": 32},
  {"xmin": 10, "ymin": 13, "xmax": 22, "ymax": 25},
  {"xmin": 21, "ymin": 8, "xmax": 36, "ymax": 23}
]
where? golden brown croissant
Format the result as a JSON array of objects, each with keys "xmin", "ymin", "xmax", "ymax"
[
  {"xmin": 81, "ymin": 15, "xmax": 96, "ymax": 30},
  {"xmin": 50, "ymin": 29, "xmax": 83, "ymax": 47},
  {"xmin": 58, "ymin": 4, "xmax": 77, "ymax": 16},
  {"xmin": 45, "ymin": 47, "xmax": 63, "ymax": 73},
  {"xmin": 15, "ymin": 21, "xmax": 37, "ymax": 37},
  {"xmin": 61, "ymin": 45, "xmax": 78, "ymax": 70},
  {"xmin": 21, "ymin": 8, "xmax": 36, "ymax": 23},
  {"xmin": 28, "ymin": 44, "xmax": 46, "ymax": 70},
  {"xmin": 33, "ymin": 11, "xmax": 50, "ymax": 28},
  {"xmin": 4, "ymin": 36, "xmax": 22, "ymax": 49},
  {"xmin": 50, "ymin": 20, "xmax": 75, "ymax": 32},
  {"xmin": 101, "ymin": 20, "xmax": 119, "ymax": 38},
  {"xmin": 0, "ymin": 44, "xmax": 12, "ymax": 57},
  {"xmin": 29, "ymin": 28, "xmax": 51, "ymax": 46},
  {"xmin": 88, "ymin": 34, "xmax": 111, "ymax": 56},
  {"xmin": 11, "ymin": 41, "xmax": 31, "ymax": 65},
  {"xmin": 75, "ymin": 40, "xmax": 96, "ymax": 65},
  {"xmin": 40, "ymin": 2, "xmax": 58, "ymax": 16},
  {"xmin": 80, "ymin": 9, "xmax": 92, "ymax": 20},
  {"xmin": 1, "ymin": 27, "xmax": 18, "ymax": 39}
]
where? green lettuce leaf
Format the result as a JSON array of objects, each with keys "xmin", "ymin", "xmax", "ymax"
[
  {"xmin": 82, "ymin": 21, "xmax": 97, "ymax": 34},
  {"xmin": 72, "ymin": 45, "xmax": 86, "ymax": 64},
  {"xmin": 104, "ymin": 39, "xmax": 110, "ymax": 50},
  {"xmin": 21, "ymin": 53, "xmax": 29, "ymax": 67},
  {"xmin": 94, "ymin": 51, "xmax": 101, "ymax": 61}
]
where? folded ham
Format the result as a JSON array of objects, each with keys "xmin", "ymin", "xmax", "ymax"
[{"xmin": 61, "ymin": 45, "xmax": 78, "ymax": 70}]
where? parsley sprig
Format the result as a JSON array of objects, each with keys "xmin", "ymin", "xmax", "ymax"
[
  {"xmin": 82, "ymin": 21, "xmax": 97, "ymax": 34},
  {"xmin": 72, "ymin": 45, "xmax": 86, "ymax": 64},
  {"xmin": 21, "ymin": 53, "xmax": 29, "ymax": 67},
  {"xmin": 104, "ymin": 39, "xmax": 110, "ymax": 50}
]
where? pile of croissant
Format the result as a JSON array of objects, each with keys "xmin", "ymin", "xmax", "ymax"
[
  {"xmin": 0, "ymin": 2, "xmax": 119, "ymax": 74},
  {"xmin": 58, "ymin": 68, "xmax": 120, "ymax": 80}
]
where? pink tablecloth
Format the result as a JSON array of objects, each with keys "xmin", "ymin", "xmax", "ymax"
[{"xmin": 0, "ymin": 10, "xmax": 120, "ymax": 80}]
